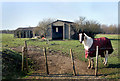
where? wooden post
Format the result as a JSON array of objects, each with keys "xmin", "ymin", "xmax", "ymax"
[
  {"xmin": 22, "ymin": 46, "xmax": 25, "ymax": 71},
  {"xmin": 95, "ymin": 46, "xmax": 98, "ymax": 76},
  {"xmin": 24, "ymin": 41, "xmax": 27, "ymax": 48},
  {"xmin": 22, "ymin": 41, "xmax": 28, "ymax": 72},
  {"xmin": 70, "ymin": 49, "xmax": 76, "ymax": 76},
  {"xmin": 24, "ymin": 41, "xmax": 28, "ymax": 72},
  {"xmin": 43, "ymin": 47, "xmax": 49, "ymax": 75}
]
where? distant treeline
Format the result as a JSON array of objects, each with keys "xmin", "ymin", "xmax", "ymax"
[
  {"xmin": 1, "ymin": 25, "xmax": 119, "ymax": 35},
  {"xmin": 101, "ymin": 24, "xmax": 118, "ymax": 34},
  {"xmin": 0, "ymin": 30, "xmax": 14, "ymax": 34}
]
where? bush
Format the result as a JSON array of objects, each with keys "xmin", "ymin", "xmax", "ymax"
[
  {"xmin": 2, "ymin": 49, "xmax": 25, "ymax": 79},
  {"xmin": 71, "ymin": 17, "xmax": 101, "ymax": 39}
]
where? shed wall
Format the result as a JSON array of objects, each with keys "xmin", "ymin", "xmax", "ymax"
[{"xmin": 46, "ymin": 20, "xmax": 73, "ymax": 40}]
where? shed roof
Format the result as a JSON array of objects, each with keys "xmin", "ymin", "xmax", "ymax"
[
  {"xmin": 48, "ymin": 20, "xmax": 74, "ymax": 26},
  {"xmin": 52, "ymin": 20, "xmax": 74, "ymax": 24},
  {"xmin": 16, "ymin": 27, "xmax": 35, "ymax": 31}
]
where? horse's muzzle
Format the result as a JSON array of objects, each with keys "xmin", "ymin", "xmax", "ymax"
[{"xmin": 80, "ymin": 41, "xmax": 82, "ymax": 43}]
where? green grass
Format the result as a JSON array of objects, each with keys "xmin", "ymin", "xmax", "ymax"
[
  {"xmin": 1, "ymin": 33, "xmax": 120, "ymax": 79},
  {"xmin": 2, "ymin": 48, "xmax": 26, "ymax": 79},
  {"xmin": 95, "ymin": 34, "xmax": 118, "ymax": 39},
  {"xmin": 2, "ymin": 34, "xmax": 30, "ymax": 48}
]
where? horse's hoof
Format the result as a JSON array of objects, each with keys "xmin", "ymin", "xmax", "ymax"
[
  {"xmin": 103, "ymin": 62, "xmax": 107, "ymax": 66},
  {"xmin": 104, "ymin": 63, "xmax": 107, "ymax": 66},
  {"xmin": 87, "ymin": 66, "xmax": 91, "ymax": 69},
  {"xmin": 91, "ymin": 67, "xmax": 95, "ymax": 69}
]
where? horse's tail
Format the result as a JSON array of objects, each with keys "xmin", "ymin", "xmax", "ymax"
[{"xmin": 106, "ymin": 38, "xmax": 114, "ymax": 54}]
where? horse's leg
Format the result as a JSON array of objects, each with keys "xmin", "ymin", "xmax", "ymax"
[
  {"xmin": 87, "ymin": 57, "xmax": 91, "ymax": 69},
  {"xmin": 102, "ymin": 51, "xmax": 106, "ymax": 64},
  {"xmin": 104, "ymin": 50, "xmax": 108, "ymax": 66},
  {"xmin": 91, "ymin": 57, "xmax": 94, "ymax": 69}
]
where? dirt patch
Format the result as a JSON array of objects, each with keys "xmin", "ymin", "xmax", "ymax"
[{"xmin": 11, "ymin": 46, "xmax": 95, "ymax": 79}]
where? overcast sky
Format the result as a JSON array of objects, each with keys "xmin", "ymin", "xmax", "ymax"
[{"xmin": 0, "ymin": 1, "xmax": 118, "ymax": 30}]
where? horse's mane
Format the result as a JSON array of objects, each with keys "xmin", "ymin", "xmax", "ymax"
[{"xmin": 82, "ymin": 32, "xmax": 95, "ymax": 39}]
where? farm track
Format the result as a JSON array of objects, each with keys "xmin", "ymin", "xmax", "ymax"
[{"xmin": 11, "ymin": 46, "xmax": 104, "ymax": 79}]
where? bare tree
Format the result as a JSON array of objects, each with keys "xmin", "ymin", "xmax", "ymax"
[
  {"xmin": 35, "ymin": 18, "xmax": 55, "ymax": 37},
  {"xmin": 74, "ymin": 16, "xmax": 86, "ymax": 32},
  {"xmin": 72, "ymin": 16, "xmax": 101, "ymax": 39}
]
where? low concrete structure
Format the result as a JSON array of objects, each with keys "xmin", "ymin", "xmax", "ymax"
[{"xmin": 14, "ymin": 27, "xmax": 35, "ymax": 38}]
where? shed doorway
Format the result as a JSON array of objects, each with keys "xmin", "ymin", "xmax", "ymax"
[{"xmin": 52, "ymin": 26, "xmax": 63, "ymax": 40}]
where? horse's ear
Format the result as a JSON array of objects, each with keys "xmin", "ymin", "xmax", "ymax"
[
  {"xmin": 83, "ymin": 33, "xmax": 86, "ymax": 36},
  {"xmin": 84, "ymin": 33, "xmax": 87, "ymax": 36}
]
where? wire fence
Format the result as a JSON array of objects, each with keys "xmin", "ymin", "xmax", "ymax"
[{"xmin": 21, "ymin": 40, "xmax": 114, "ymax": 77}]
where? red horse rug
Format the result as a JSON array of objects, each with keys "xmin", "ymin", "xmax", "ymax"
[{"xmin": 85, "ymin": 37, "xmax": 113, "ymax": 58}]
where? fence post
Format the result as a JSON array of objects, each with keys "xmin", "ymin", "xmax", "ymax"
[
  {"xmin": 95, "ymin": 46, "xmax": 98, "ymax": 76},
  {"xmin": 43, "ymin": 47, "xmax": 49, "ymax": 75},
  {"xmin": 70, "ymin": 49, "xmax": 76, "ymax": 76},
  {"xmin": 22, "ymin": 46, "xmax": 25, "ymax": 71},
  {"xmin": 22, "ymin": 41, "xmax": 28, "ymax": 72},
  {"xmin": 24, "ymin": 41, "xmax": 28, "ymax": 72}
]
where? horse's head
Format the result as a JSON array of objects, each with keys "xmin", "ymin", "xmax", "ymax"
[{"xmin": 79, "ymin": 33, "xmax": 85, "ymax": 43}]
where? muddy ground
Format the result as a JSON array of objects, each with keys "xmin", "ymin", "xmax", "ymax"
[{"xmin": 11, "ymin": 46, "xmax": 98, "ymax": 79}]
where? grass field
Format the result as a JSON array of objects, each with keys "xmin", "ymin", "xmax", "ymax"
[{"xmin": 1, "ymin": 34, "xmax": 120, "ymax": 79}]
